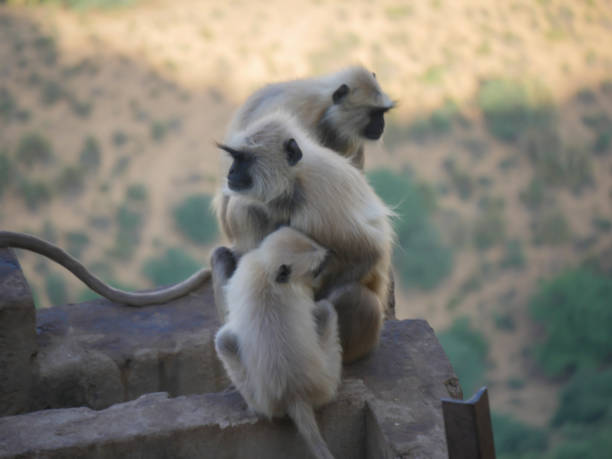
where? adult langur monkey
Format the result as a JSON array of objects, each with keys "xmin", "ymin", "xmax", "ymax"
[
  {"xmin": 227, "ymin": 65, "xmax": 395, "ymax": 170},
  {"xmin": 215, "ymin": 227, "xmax": 341, "ymax": 459},
  {"xmin": 211, "ymin": 112, "xmax": 394, "ymax": 363}
]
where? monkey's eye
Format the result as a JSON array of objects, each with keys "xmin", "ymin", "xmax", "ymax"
[
  {"xmin": 332, "ymin": 84, "xmax": 350, "ymax": 104},
  {"xmin": 284, "ymin": 138, "xmax": 302, "ymax": 166},
  {"xmin": 275, "ymin": 264, "xmax": 291, "ymax": 283}
]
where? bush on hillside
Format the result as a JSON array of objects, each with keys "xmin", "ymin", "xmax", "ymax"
[
  {"xmin": 529, "ymin": 268, "xmax": 612, "ymax": 377},
  {"xmin": 438, "ymin": 316, "xmax": 488, "ymax": 396},
  {"xmin": 368, "ymin": 168, "xmax": 452, "ymax": 289},
  {"xmin": 173, "ymin": 193, "xmax": 218, "ymax": 245}
]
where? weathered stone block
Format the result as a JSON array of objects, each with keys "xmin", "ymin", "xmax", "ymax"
[
  {"xmin": 0, "ymin": 380, "xmax": 372, "ymax": 459},
  {"xmin": 0, "ymin": 248, "xmax": 38, "ymax": 416}
]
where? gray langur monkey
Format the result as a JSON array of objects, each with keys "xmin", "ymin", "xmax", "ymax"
[
  {"xmin": 227, "ymin": 66, "xmax": 395, "ymax": 170},
  {"xmin": 212, "ymin": 112, "xmax": 394, "ymax": 363},
  {"xmin": 214, "ymin": 226, "xmax": 341, "ymax": 459},
  {"xmin": 0, "ymin": 231, "xmax": 210, "ymax": 306}
]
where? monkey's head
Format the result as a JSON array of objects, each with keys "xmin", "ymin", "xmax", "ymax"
[
  {"xmin": 322, "ymin": 66, "xmax": 395, "ymax": 145},
  {"xmin": 218, "ymin": 116, "xmax": 306, "ymax": 203},
  {"xmin": 258, "ymin": 226, "xmax": 330, "ymax": 287}
]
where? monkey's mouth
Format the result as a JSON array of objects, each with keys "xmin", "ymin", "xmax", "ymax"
[
  {"xmin": 362, "ymin": 117, "xmax": 385, "ymax": 140},
  {"xmin": 228, "ymin": 176, "xmax": 253, "ymax": 191}
]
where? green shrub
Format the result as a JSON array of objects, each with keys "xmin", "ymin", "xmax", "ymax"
[
  {"xmin": 0, "ymin": 87, "xmax": 16, "ymax": 120},
  {"xmin": 40, "ymin": 80, "xmax": 64, "ymax": 105},
  {"xmin": 532, "ymin": 210, "xmax": 570, "ymax": 246},
  {"xmin": 56, "ymin": 166, "xmax": 85, "ymax": 196},
  {"xmin": 65, "ymin": 231, "xmax": 89, "ymax": 258},
  {"xmin": 477, "ymin": 78, "xmax": 555, "ymax": 143},
  {"xmin": 529, "ymin": 268, "xmax": 612, "ymax": 377},
  {"xmin": 519, "ymin": 178, "xmax": 549, "ymax": 211},
  {"xmin": 142, "ymin": 247, "xmax": 203, "ymax": 286},
  {"xmin": 548, "ymin": 423, "xmax": 612, "ymax": 459},
  {"xmin": 551, "ymin": 367, "xmax": 612, "ymax": 427},
  {"xmin": 79, "ymin": 136, "xmax": 101, "ymax": 172},
  {"xmin": 0, "ymin": 151, "xmax": 12, "ymax": 197},
  {"xmin": 126, "ymin": 183, "xmax": 148, "ymax": 202},
  {"xmin": 112, "ymin": 204, "xmax": 144, "ymax": 259},
  {"xmin": 45, "ymin": 272, "xmax": 67, "ymax": 306},
  {"xmin": 492, "ymin": 412, "xmax": 548, "ymax": 457},
  {"xmin": 473, "ymin": 199, "xmax": 506, "ymax": 250},
  {"xmin": 19, "ymin": 179, "xmax": 51, "ymax": 210},
  {"xmin": 500, "ymin": 240, "xmax": 525, "ymax": 270},
  {"xmin": 173, "ymin": 193, "xmax": 218, "ymax": 245},
  {"xmin": 438, "ymin": 316, "xmax": 488, "ymax": 395},
  {"xmin": 16, "ymin": 132, "xmax": 54, "ymax": 166},
  {"xmin": 494, "ymin": 312, "xmax": 516, "ymax": 331},
  {"xmin": 368, "ymin": 168, "xmax": 453, "ymax": 289},
  {"xmin": 443, "ymin": 158, "xmax": 474, "ymax": 200}
]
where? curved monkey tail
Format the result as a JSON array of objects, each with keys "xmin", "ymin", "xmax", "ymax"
[
  {"xmin": 0, "ymin": 231, "xmax": 210, "ymax": 306},
  {"xmin": 287, "ymin": 399, "xmax": 335, "ymax": 459}
]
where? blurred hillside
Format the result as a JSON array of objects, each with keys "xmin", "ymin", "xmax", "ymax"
[{"xmin": 1, "ymin": 1, "xmax": 611, "ymax": 457}]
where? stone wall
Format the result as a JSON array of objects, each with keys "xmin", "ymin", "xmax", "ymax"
[{"xmin": 0, "ymin": 247, "xmax": 461, "ymax": 458}]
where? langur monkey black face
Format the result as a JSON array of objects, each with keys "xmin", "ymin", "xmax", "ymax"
[
  {"xmin": 330, "ymin": 73, "xmax": 395, "ymax": 142},
  {"xmin": 217, "ymin": 138, "xmax": 303, "ymax": 195}
]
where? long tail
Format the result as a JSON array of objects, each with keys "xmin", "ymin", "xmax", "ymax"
[
  {"xmin": 0, "ymin": 231, "xmax": 211, "ymax": 306},
  {"xmin": 287, "ymin": 399, "xmax": 335, "ymax": 459}
]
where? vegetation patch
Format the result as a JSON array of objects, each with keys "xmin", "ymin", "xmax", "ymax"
[
  {"xmin": 368, "ymin": 168, "xmax": 453, "ymax": 290},
  {"xmin": 529, "ymin": 268, "xmax": 612, "ymax": 377},
  {"xmin": 173, "ymin": 193, "xmax": 218, "ymax": 245},
  {"xmin": 79, "ymin": 136, "xmax": 101, "ymax": 172},
  {"xmin": 45, "ymin": 272, "xmax": 68, "ymax": 306},
  {"xmin": 16, "ymin": 132, "xmax": 54, "ymax": 166},
  {"xmin": 477, "ymin": 78, "xmax": 555, "ymax": 143},
  {"xmin": 438, "ymin": 316, "xmax": 488, "ymax": 396},
  {"xmin": 142, "ymin": 247, "xmax": 202, "ymax": 286},
  {"xmin": 492, "ymin": 412, "xmax": 548, "ymax": 459}
]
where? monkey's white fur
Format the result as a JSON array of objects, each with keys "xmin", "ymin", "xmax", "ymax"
[{"xmin": 215, "ymin": 227, "xmax": 341, "ymax": 459}]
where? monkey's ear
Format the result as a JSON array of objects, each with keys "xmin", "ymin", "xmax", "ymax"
[
  {"xmin": 372, "ymin": 72, "xmax": 377, "ymax": 79},
  {"xmin": 284, "ymin": 138, "xmax": 302, "ymax": 166},
  {"xmin": 275, "ymin": 264, "xmax": 291, "ymax": 283},
  {"xmin": 332, "ymin": 84, "xmax": 349, "ymax": 104}
]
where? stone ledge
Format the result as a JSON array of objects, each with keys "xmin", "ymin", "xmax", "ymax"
[{"xmin": 0, "ymin": 380, "xmax": 374, "ymax": 459}]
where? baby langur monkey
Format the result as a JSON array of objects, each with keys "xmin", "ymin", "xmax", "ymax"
[
  {"xmin": 212, "ymin": 112, "xmax": 394, "ymax": 363},
  {"xmin": 214, "ymin": 227, "xmax": 342, "ymax": 459},
  {"xmin": 227, "ymin": 66, "xmax": 395, "ymax": 169}
]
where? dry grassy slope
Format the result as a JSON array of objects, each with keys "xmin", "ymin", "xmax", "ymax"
[{"xmin": 1, "ymin": 0, "xmax": 612, "ymax": 428}]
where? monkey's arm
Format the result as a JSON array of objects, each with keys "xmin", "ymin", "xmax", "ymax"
[
  {"xmin": 0, "ymin": 231, "xmax": 210, "ymax": 306},
  {"xmin": 224, "ymin": 197, "xmax": 277, "ymax": 254},
  {"xmin": 210, "ymin": 246, "xmax": 237, "ymax": 323}
]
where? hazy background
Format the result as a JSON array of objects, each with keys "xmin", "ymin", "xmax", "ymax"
[{"xmin": 1, "ymin": 1, "xmax": 611, "ymax": 457}]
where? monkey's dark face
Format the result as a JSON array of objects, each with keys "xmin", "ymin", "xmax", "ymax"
[
  {"xmin": 218, "ymin": 137, "xmax": 303, "ymax": 200},
  {"xmin": 218, "ymin": 145, "xmax": 256, "ymax": 192},
  {"xmin": 362, "ymin": 107, "xmax": 389, "ymax": 140}
]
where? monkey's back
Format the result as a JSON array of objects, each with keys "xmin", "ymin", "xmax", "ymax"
[{"xmin": 225, "ymin": 262, "xmax": 339, "ymax": 417}]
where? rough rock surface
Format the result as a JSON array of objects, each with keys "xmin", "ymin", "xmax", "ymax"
[
  {"xmin": 0, "ymin": 380, "xmax": 373, "ymax": 459},
  {"xmin": 32, "ymin": 283, "xmax": 228, "ymax": 411},
  {"xmin": 0, "ymin": 248, "xmax": 38, "ymax": 416},
  {"xmin": 1, "ymin": 255, "xmax": 461, "ymax": 458}
]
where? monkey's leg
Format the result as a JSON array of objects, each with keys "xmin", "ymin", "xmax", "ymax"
[
  {"xmin": 327, "ymin": 284, "xmax": 383, "ymax": 364},
  {"xmin": 210, "ymin": 247, "xmax": 237, "ymax": 323},
  {"xmin": 214, "ymin": 327, "xmax": 246, "ymax": 382},
  {"xmin": 313, "ymin": 299, "xmax": 338, "ymax": 344}
]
